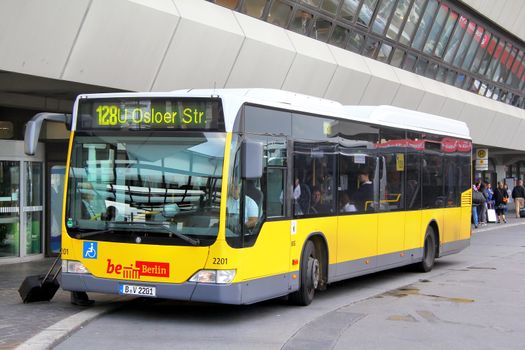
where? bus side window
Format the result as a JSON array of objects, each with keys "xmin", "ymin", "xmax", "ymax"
[
  {"xmin": 293, "ymin": 142, "xmax": 336, "ymax": 216},
  {"xmin": 267, "ymin": 168, "xmax": 285, "ymax": 217},
  {"xmin": 422, "ymin": 142, "xmax": 445, "ymax": 208},
  {"xmin": 378, "ymin": 127, "xmax": 407, "ymax": 212},
  {"xmin": 336, "ymin": 119, "xmax": 379, "ymax": 214},
  {"xmin": 265, "ymin": 139, "xmax": 287, "ymax": 218}
]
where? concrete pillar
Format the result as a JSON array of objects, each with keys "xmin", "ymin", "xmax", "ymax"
[{"xmin": 495, "ymin": 165, "xmax": 507, "ymax": 183}]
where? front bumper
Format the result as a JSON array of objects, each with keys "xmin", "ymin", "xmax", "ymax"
[{"xmin": 61, "ymin": 271, "xmax": 294, "ymax": 305}]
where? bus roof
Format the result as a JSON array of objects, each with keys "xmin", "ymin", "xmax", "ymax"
[
  {"xmin": 75, "ymin": 88, "xmax": 470, "ymax": 139},
  {"xmin": 342, "ymin": 105, "xmax": 471, "ymax": 140}
]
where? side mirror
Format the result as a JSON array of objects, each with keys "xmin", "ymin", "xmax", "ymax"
[
  {"xmin": 241, "ymin": 140, "xmax": 263, "ymax": 179},
  {"xmin": 65, "ymin": 114, "xmax": 73, "ymax": 131},
  {"xmin": 24, "ymin": 113, "xmax": 69, "ymax": 155},
  {"xmin": 24, "ymin": 120, "xmax": 41, "ymax": 156}
]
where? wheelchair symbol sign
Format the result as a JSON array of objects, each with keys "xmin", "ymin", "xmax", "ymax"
[{"xmin": 83, "ymin": 242, "xmax": 98, "ymax": 259}]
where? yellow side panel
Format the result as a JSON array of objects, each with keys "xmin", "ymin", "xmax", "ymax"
[
  {"xmin": 404, "ymin": 211, "xmax": 422, "ymax": 250},
  {"xmin": 421, "ymin": 209, "xmax": 443, "ymax": 246},
  {"xmin": 292, "ymin": 217, "xmax": 338, "ymax": 265},
  {"xmin": 460, "ymin": 206, "xmax": 472, "ymax": 240},
  {"xmin": 208, "ymin": 217, "xmax": 338, "ymax": 283},
  {"xmin": 460, "ymin": 190, "xmax": 472, "ymax": 240},
  {"xmin": 377, "ymin": 212, "xmax": 405, "ymax": 255},
  {"xmin": 213, "ymin": 221, "xmax": 291, "ymax": 282},
  {"xmin": 337, "ymin": 215, "xmax": 377, "ymax": 262},
  {"xmin": 443, "ymin": 207, "xmax": 462, "ymax": 243}
]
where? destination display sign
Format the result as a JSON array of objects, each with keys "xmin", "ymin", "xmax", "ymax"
[{"xmin": 77, "ymin": 98, "xmax": 223, "ymax": 131}]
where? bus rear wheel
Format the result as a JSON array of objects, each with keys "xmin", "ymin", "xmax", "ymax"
[
  {"xmin": 417, "ymin": 226, "xmax": 437, "ymax": 272},
  {"xmin": 290, "ymin": 240, "xmax": 320, "ymax": 306}
]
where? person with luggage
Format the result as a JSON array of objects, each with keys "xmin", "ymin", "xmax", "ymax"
[
  {"xmin": 472, "ymin": 183, "xmax": 485, "ymax": 228},
  {"xmin": 494, "ymin": 181, "xmax": 509, "ymax": 223},
  {"xmin": 511, "ymin": 179, "xmax": 525, "ymax": 218},
  {"xmin": 478, "ymin": 181, "xmax": 488, "ymax": 226},
  {"xmin": 484, "ymin": 183, "xmax": 494, "ymax": 209},
  {"xmin": 484, "ymin": 182, "xmax": 497, "ymax": 222}
]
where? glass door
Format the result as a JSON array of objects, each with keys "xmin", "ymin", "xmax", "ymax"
[
  {"xmin": 0, "ymin": 140, "xmax": 45, "ymax": 262},
  {"xmin": 0, "ymin": 161, "xmax": 20, "ymax": 257},
  {"xmin": 24, "ymin": 162, "xmax": 43, "ymax": 255}
]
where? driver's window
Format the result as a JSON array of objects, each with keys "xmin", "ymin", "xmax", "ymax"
[
  {"xmin": 225, "ymin": 139, "xmax": 261, "ymax": 246},
  {"xmin": 226, "ymin": 137, "xmax": 244, "ymax": 245}
]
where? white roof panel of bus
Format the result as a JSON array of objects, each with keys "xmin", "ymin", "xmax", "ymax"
[
  {"xmin": 342, "ymin": 105, "xmax": 471, "ymax": 140},
  {"xmin": 75, "ymin": 89, "xmax": 470, "ymax": 139}
]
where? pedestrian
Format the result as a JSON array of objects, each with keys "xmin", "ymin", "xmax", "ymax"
[
  {"xmin": 472, "ymin": 183, "xmax": 484, "ymax": 228},
  {"xmin": 511, "ymin": 179, "xmax": 525, "ymax": 218},
  {"xmin": 484, "ymin": 183, "xmax": 494, "ymax": 209},
  {"xmin": 493, "ymin": 181, "xmax": 509, "ymax": 223},
  {"xmin": 478, "ymin": 181, "xmax": 488, "ymax": 226}
]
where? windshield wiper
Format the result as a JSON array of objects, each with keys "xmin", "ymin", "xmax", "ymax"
[
  {"xmin": 73, "ymin": 228, "xmax": 114, "ymax": 239},
  {"xmin": 109, "ymin": 221, "xmax": 200, "ymax": 246},
  {"xmin": 70, "ymin": 222, "xmax": 200, "ymax": 246},
  {"xmin": 158, "ymin": 224, "xmax": 200, "ymax": 246}
]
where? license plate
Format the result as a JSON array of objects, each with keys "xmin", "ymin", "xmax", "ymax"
[{"xmin": 119, "ymin": 284, "xmax": 156, "ymax": 297}]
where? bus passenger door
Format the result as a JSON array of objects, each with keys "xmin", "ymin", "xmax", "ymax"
[
  {"xmin": 336, "ymin": 154, "xmax": 379, "ymax": 278},
  {"xmin": 377, "ymin": 153, "xmax": 407, "ymax": 267}
]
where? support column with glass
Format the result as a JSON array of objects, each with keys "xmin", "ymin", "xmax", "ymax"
[
  {"xmin": 0, "ymin": 161, "xmax": 20, "ymax": 257},
  {"xmin": 24, "ymin": 162, "xmax": 43, "ymax": 255}
]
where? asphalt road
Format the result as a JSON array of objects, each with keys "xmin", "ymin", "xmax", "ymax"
[{"xmin": 55, "ymin": 223, "xmax": 525, "ymax": 350}]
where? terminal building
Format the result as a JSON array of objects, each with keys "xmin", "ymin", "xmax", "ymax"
[{"xmin": 1, "ymin": 0, "xmax": 525, "ymax": 263}]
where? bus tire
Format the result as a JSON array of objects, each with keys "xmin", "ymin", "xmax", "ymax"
[
  {"xmin": 289, "ymin": 240, "xmax": 319, "ymax": 306},
  {"xmin": 417, "ymin": 226, "xmax": 437, "ymax": 272}
]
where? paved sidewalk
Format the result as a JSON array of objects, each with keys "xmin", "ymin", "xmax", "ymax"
[
  {"xmin": 0, "ymin": 259, "xmax": 124, "ymax": 349},
  {"xmin": 472, "ymin": 213, "xmax": 525, "ymax": 232}
]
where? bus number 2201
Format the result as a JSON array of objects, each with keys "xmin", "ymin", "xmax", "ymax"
[{"xmin": 212, "ymin": 258, "xmax": 228, "ymax": 265}]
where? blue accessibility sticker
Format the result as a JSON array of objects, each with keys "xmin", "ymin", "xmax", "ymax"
[{"xmin": 83, "ymin": 241, "xmax": 98, "ymax": 259}]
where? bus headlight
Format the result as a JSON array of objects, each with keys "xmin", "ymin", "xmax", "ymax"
[
  {"xmin": 189, "ymin": 269, "xmax": 236, "ymax": 284},
  {"xmin": 62, "ymin": 260, "xmax": 90, "ymax": 274}
]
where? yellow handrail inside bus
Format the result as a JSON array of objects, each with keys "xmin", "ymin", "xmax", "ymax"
[{"xmin": 364, "ymin": 193, "xmax": 401, "ymax": 211}]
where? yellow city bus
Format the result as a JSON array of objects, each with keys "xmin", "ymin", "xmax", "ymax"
[{"xmin": 58, "ymin": 89, "xmax": 472, "ymax": 305}]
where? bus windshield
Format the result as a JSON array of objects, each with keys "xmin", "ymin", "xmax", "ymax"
[{"xmin": 65, "ymin": 132, "xmax": 225, "ymax": 246}]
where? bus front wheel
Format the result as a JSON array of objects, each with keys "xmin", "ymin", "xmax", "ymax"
[
  {"xmin": 417, "ymin": 226, "xmax": 437, "ymax": 272},
  {"xmin": 290, "ymin": 240, "xmax": 319, "ymax": 306}
]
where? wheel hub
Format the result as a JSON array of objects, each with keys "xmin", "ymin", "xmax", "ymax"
[{"xmin": 310, "ymin": 257, "xmax": 320, "ymax": 290}]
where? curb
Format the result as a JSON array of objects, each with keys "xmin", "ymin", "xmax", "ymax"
[
  {"xmin": 473, "ymin": 218, "xmax": 525, "ymax": 233},
  {"xmin": 16, "ymin": 301, "xmax": 123, "ymax": 350}
]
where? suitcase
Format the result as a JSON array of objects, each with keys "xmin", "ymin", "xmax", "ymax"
[
  {"xmin": 520, "ymin": 208, "xmax": 525, "ymax": 218},
  {"xmin": 18, "ymin": 256, "xmax": 61, "ymax": 303},
  {"xmin": 487, "ymin": 209, "xmax": 497, "ymax": 223}
]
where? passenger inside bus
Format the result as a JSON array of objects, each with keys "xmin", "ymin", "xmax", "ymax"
[
  {"xmin": 290, "ymin": 176, "xmax": 311, "ymax": 215},
  {"xmin": 103, "ymin": 205, "xmax": 118, "ymax": 221},
  {"xmin": 339, "ymin": 192, "xmax": 357, "ymax": 213},
  {"xmin": 352, "ymin": 168, "xmax": 374, "ymax": 212},
  {"xmin": 310, "ymin": 187, "xmax": 331, "ymax": 214}
]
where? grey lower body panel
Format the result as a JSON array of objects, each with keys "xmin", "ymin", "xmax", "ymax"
[
  {"xmin": 439, "ymin": 239, "xmax": 470, "ymax": 257},
  {"xmin": 328, "ymin": 248, "xmax": 422, "ymax": 283},
  {"xmin": 61, "ymin": 271, "xmax": 295, "ymax": 305},
  {"xmin": 327, "ymin": 239, "xmax": 470, "ymax": 284}
]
